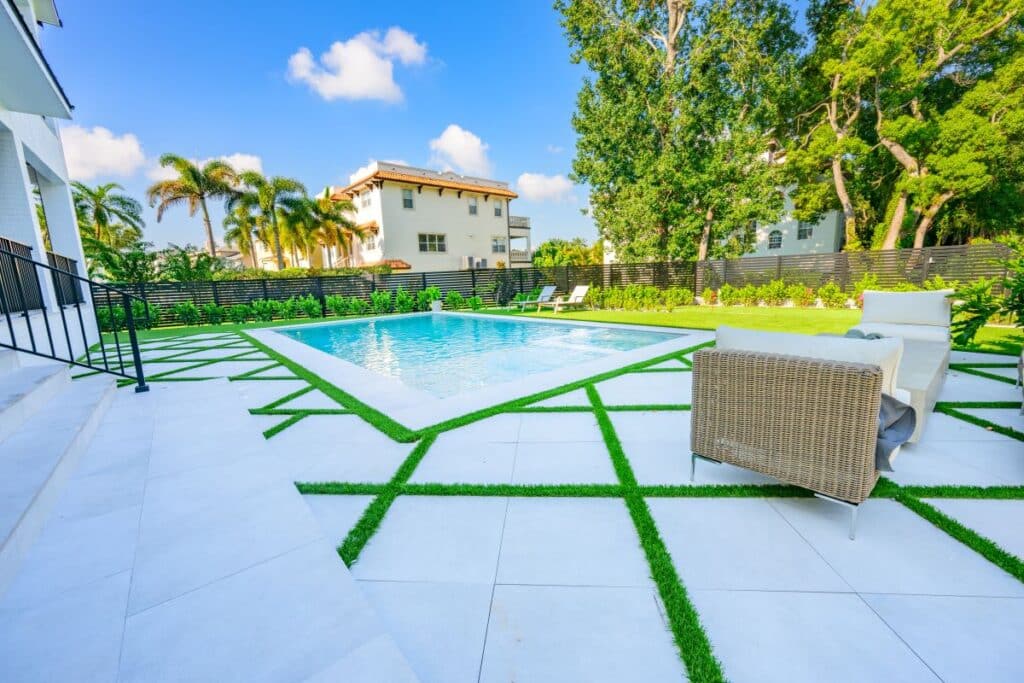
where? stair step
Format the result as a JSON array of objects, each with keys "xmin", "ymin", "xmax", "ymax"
[
  {"xmin": 0, "ymin": 375, "xmax": 115, "ymax": 595},
  {"xmin": 0, "ymin": 363, "xmax": 69, "ymax": 444},
  {"xmin": 0, "ymin": 350, "xmax": 18, "ymax": 374}
]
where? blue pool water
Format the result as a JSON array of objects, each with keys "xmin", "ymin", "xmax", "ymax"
[{"xmin": 278, "ymin": 314, "xmax": 678, "ymax": 397}]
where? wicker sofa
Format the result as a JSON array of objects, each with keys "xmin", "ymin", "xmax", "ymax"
[{"xmin": 690, "ymin": 327, "xmax": 907, "ymax": 538}]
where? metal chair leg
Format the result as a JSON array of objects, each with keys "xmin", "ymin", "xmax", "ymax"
[
  {"xmin": 690, "ymin": 453, "xmax": 696, "ymax": 482},
  {"xmin": 849, "ymin": 506, "xmax": 858, "ymax": 541}
]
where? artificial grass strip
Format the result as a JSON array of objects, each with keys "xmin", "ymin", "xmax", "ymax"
[
  {"xmin": 297, "ymin": 482, "xmax": 386, "ymax": 495},
  {"xmin": 898, "ymin": 485, "xmax": 1024, "ymax": 500},
  {"xmin": 251, "ymin": 407, "xmax": 351, "ymax": 417},
  {"xmin": 260, "ymin": 385, "xmax": 315, "ymax": 410},
  {"xmin": 935, "ymin": 405, "xmax": 1024, "ymax": 442},
  {"xmin": 951, "ymin": 362, "xmax": 1018, "ymax": 368},
  {"xmin": 242, "ymin": 332, "xmax": 418, "ymax": 443},
  {"xmin": 507, "ymin": 405, "xmax": 594, "ymax": 413},
  {"xmin": 400, "ymin": 483, "xmax": 625, "ymax": 497},
  {"xmin": 950, "ymin": 365, "xmax": 1018, "ymax": 385},
  {"xmin": 897, "ymin": 494, "xmax": 1024, "ymax": 583},
  {"xmin": 640, "ymin": 484, "xmax": 813, "ymax": 498},
  {"xmin": 606, "ymin": 403, "xmax": 691, "ymax": 412},
  {"xmin": 263, "ymin": 413, "xmax": 307, "ymax": 439},
  {"xmin": 632, "ymin": 367, "xmax": 691, "ymax": 374},
  {"xmin": 935, "ymin": 401, "xmax": 1021, "ymax": 410}
]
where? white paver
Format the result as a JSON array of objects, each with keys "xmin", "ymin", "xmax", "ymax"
[
  {"xmin": 649, "ymin": 498, "xmax": 848, "ymax": 592},
  {"xmin": 410, "ymin": 441, "xmax": 516, "ymax": 484},
  {"xmin": 302, "ymin": 494, "xmax": 375, "ymax": 546},
  {"xmin": 913, "ymin": 411, "xmax": 1019, "ymax": 444},
  {"xmin": 517, "ymin": 411, "xmax": 603, "ymax": 442},
  {"xmin": 645, "ymin": 358, "xmax": 689, "ymax": 370},
  {"xmin": 628, "ymin": 440, "xmax": 776, "ymax": 486},
  {"xmin": 512, "ymin": 440, "xmax": 618, "ymax": 484},
  {"xmin": 957, "ymin": 407, "xmax": 1024, "ymax": 432},
  {"xmin": 892, "ymin": 439, "xmax": 1024, "ymax": 486},
  {"xmin": 595, "ymin": 371, "xmax": 692, "ymax": 405},
  {"xmin": 171, "ymin": 360, "xmax": 268, "ymax": 378},
  {"xmin": 275, "ymin": 388, "xmax": 344, "ymax": 410},
  {"xmin": 692, "ymin": 589, "xmax": 939, "ymax": 683},
  {"xmin": 479, "ymin": 584, "xmax": 684, "ymax": 683},
  {"xmin": 432, "ymin": 413, "xmax": 522, "ymax": 446},
  {"xmin": 609, "ymin": 410, "xmax": 691, "ymax": 446},
  {"xmin": 949, "ymin": 350, "xmax": 1016, "ymax": 364},
  {"xmin": 958, "ymin": 365, "xmax": 1019, "ymax": 381},
  {"xmin": 528, "ymin": 387, "xmax": 591, "ymax": 407},
  {"xmin": 938, "ymin": 369, "xmax": 1022, "ymax": 403},
  {"xmin": 926, "ymin": 498, "xmax": 1024, "ymax": 559},
  {"xmin": 497, "ymin": 497, "xmax": 652, "ymax": 587},
  {"xmin": 233, "ymin": 378, "xmax": 309, "ymax": 406}
]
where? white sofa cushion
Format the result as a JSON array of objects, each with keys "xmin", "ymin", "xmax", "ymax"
[
  {"xmin": 860, "ymin": 290, "xmax": 953, "ymax": 327},
  {"xmin": 715, "ymin": 325, "xmax": 904, "ymax": 395},
  {"xmin": 849, "ymin": 322, "xmax": 950, "ymax": 343}
]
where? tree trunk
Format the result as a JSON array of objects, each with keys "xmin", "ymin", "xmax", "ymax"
[
  {"xmin": 199, "ymin": 196, "xmax": 216, "ymax": 257},
  {"xmin": 913, "ymin": 191, "xmax": 954, "ymax": 248},
  {"xmin": 881, "ymin": 191, "xmax": 908, "ymax": 250},
  {"xmin": 270, "ymin": 212, "xmax": 284, "ymax": 270},
  {"xmin": 697, "ymin": 207, "xmax": 714, "ymax": 261},
  {"xmin": 830, "ymin": 156, "xmax": 858, "ymax": 248}
]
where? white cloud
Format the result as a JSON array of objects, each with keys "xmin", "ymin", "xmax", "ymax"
[
  {"xmin": 546, "ymin": 144, "xmax": 565, "ymax": 154},
  {"xmin": 429, "ymin": 125, "xmax": 492, "ymax": 177},
  {"xmin": 287, "ymin": 27, "xmax": 427, "ymax": 103},
  {"xmin": 516, "ymin": 172, "xmax": 575, "ymax": 202},
  {"xmin": 61, "ymin": 125, "xmax": 146, "ymax": 180},
  {"xmin": 348, "ymin": 158, "xmax": 410, "ymax": 184},
  {"xmin": 146, "ymin": 153, "xmax": 263, "ymax": 181}
]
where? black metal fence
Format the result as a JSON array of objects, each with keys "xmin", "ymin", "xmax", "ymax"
[
  {"xmin": 96, "ymin": 243, "xmax": 1012, "ymax": 328},
  {"xmin": 0, "ymin": 237, "xmax": 86, "ymax": 314}
]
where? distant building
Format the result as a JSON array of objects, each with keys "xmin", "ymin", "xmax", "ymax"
[{"xmin": 748, "ymin": 189, "xmax": 844, "ymax": 257}]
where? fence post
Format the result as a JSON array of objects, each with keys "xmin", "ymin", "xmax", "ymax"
[
  {"xmin": 920, "ymin": 247, "xmax": 931, "ymax": 285},
  {"xmin": 370, "ymin": 273, "xmax": 377, "ymax": 293},
  {"xmin": 261, "ymin": 279, "xmax": 268, "ymax": 300},
  {"xmin": 518, "ymin": 268, "xmax": 524, "ymax": 294},
  {"xmin": 421, "ymin": 272, "xmax": 428, "ymax": 291},
  {"xmin": 211, "ymin": 280, "xmax": 220, "ymax": 306},
  {"xmin": 315, "ymin": 276, "xmax": 326, "ymax": 315},
  {"xmin": 776, "ymin": 256, "xmax": 782, "ymax": 281},
  {"xmin": 566, "ymin": 264, "xmax": 573, "ymax": 290},
  {"xmin": 470, "ymin": 268, "xmax": 477, "ymax": 296}
]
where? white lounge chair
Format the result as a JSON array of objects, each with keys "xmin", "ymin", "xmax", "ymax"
[
  {"xmin": 538, "ymin": 285, "xmax": 590, "ymax": 313},
  {"xmin": 518, "ymin": 285, "xmax": 556, "ymax": 311}
]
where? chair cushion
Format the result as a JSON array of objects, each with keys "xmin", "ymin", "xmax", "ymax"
[
  {"xmin": 715, "ymin": 325, "xmax": 904, "ymax": 395},
  {"xmin": 849, "ymin": 322, "xmax": 950, "ymax": 343},
  {"xmin": 860, "ymin": 290, "xmax": 953, "ymax": 327}
]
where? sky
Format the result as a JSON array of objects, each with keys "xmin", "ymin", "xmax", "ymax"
[{"xmin": 39, "ymin": 1, "xmax": 595, "ymax": 250}]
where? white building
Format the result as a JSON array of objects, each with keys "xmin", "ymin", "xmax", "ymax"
[
  {"xmin": 747, "ymin": 191, "xmax": 844, "ymax": 257},
  {"xmin": 327, "ymin": 162, "xmax": 533, "ymax": 272},
  {"xmin": 1, "ymin": 0, "xmax": 98, "ymax": 358}
]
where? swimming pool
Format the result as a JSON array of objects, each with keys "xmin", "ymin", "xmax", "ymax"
[{"xmin": 277, "ymin": 313, "xmax": 678, "ymax": 398}]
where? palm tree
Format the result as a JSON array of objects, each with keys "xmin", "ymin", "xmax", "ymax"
[
  {"xmin": 307, "ymin": 191, "xmax": 366, "ymax": 267},
  {"xmin": 222, "ymin": 206, "xmax": 263, "ymax": 269},
  {"xmin": 71, "ymin": 181, "xmax": 145, "ymax": 248},
  {"xmin": 146, "ymin": 154, "xmax": 237, "ymax": 257},
  {"xmin": 226, "ymin": 171, "xmax": 306, "ymax": 270}
]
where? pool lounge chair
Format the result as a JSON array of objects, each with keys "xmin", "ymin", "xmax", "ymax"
[
  {"xmin": 538, "ymin": 285, "xmax": 590, "ymax": 313},
  {"xmin": 518, "ymin": 285, "xmax": 557, "ymax": 311}
]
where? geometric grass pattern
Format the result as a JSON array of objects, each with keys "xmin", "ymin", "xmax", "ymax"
[{"xmin": 90, "ymin": 328, "xmax": 1024, "ymax": 682}]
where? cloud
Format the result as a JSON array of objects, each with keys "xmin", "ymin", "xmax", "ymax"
[
  {"xmin": 146, "ymin": 153, "xmax": 263, "ymax": 181},
  {"xmin": 546, "ymin": 144, "xmax": 565, "ymax": 154},
  {"xmin": 348, "ymin": 158, "xmax": 410, "ymax": 184},
  {"xmin": 287, "ymin": 27, "xmax": 427, "ymax": 103},
  {"xmin": 515, "ymin": 173, "xmax": 575, "ymax": 202},
  {"xmin": 429, "ymin": 125, "xmax": 491, "ymax": 176},
  {"xmin": 61, "ymin": 125, "xmax": 146, "ymax": 180}
]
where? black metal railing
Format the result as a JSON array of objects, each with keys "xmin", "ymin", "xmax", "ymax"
[{"xmin": 0, "ymin": 244, "xmax": 148, "ymax": 392}]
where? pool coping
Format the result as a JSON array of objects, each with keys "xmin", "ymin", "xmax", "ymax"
[{"xmin": 248, "ymin": 312, "xmax": 707, "ymax": 430}]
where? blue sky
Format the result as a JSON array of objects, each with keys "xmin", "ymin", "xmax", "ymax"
[{"xmin": 41, "ymin": 1, "xmax": 594, "ymax": 249}]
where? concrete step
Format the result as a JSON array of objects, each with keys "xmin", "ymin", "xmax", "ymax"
[
  {"xmin": 0, "ymin": 375, "xmax": 115, "ymax": 595},
  {"xmin": 0, "ymin": 350, "xmax": 18, "ymax": 374},
  {"xmin": 0, "ymin": 363, "xmax": 69, "ymax": 445}
]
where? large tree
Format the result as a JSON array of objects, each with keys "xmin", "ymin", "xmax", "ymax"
[
  {"xmin": 146, "ymin": 155, "xmax": 237, "ymax": 257},
  {"xmin": 226, "ymin": 172, "xmax": 306, "ymax": 270},
  {"xmin": 558, "ymin": 0, "xmax": 801, "ymax": 262},
  {"xmin": 71, "ymin": 181, "xmax": 144, "ymax": 249},
  {"xmin": 222, "ymin": 205, "xmax": 264, "ymax": 269},
  {"xmin": 531, "ymin": 237, "xmax": 603, "ymax": 266}
]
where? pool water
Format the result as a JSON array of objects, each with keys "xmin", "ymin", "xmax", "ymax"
[{"xmin": 278, "ymin": 314, "xmax": 678, "ymax": 398}]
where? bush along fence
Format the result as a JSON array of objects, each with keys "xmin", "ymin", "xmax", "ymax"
[{"xmin": 93, "ymin": 243, "xmax": 1012, "ymax": 329}]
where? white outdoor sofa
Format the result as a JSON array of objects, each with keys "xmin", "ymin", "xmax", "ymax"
[{"xmin": 849, "ymin": 289, "xmax": 954, "ymax": 442}]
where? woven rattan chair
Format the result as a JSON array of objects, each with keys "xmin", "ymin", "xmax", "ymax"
[{"xmin": 690, "ymin": 348, "xmax": 884, "ymax": 539}]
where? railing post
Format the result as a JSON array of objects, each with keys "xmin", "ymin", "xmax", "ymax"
[{"xmin": 121, "ymin": 292, "xmax": 149, "ymax": 393}]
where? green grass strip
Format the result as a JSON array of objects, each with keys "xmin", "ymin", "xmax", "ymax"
[
  {"xmin": 263, "ymin": 413, "xmax": 306, "ymax": 439},
  {"xmin": 260, "ymin": 385, "xmax": 315, "ymax": 410},
  {"xmin": 507, "ymin": 405, "xmax": 594, "ymax": 413},
  {"xmin": 229, "ymin": 362, "xmax": 289, "ymax": 380},
  {"xmin": 606, "ymin": 403, "xmax": 691, "ymax": 412},
  {"xmin": 935, "ymin": 405, "xmax": 1024, "ymax": 442},
  {"xmin": 297, "ymin": 482, "xmax": 386, "ymax": 495},
  {"xmin": 400, "ymin": 483, "xmax": 625, "ymax": 497},
  {"xmin": 950, "ymin": 365, "xmax": 1018, "ymax": 385},
  {"xmin": 632, "ymin": 367, "xmax": 691, "ymax": 373},
  {"xmin": 898, "ymin": 485, "xmax": 1024, "ymax": 499},
  {"xmin": 639, "ymin": 484, "xmax": 813, "ymax": 498},
  {"xmin": 251, "ymin": 407, "xmax": 351, "ymax": 417},
  {"xmin": 951, "ymin": 362, "xmax": 1018, "ymax": 368},
  {"xmin": 897, "ymin": 494, "xmax": 1024, "ymax": 583},
  {"xmin": 337, "ymin": 433, "xmax": 438, "ymax": 565},
  {"xmin": 242, "ymin": 332, "xmax": 418, "ymax": 443},
  {"xmin": 935, "ymin": 401, "xmax": 1021, "ymax": 409},
  {"xmin": 587, "ymin": 383, "xmax": 724, "ymax": 682}
]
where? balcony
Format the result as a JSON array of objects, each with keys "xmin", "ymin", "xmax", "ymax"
[
  {"xmin": 510, "ymin": 248, "xmax": 532, "ymax": 264},
  {"xmin": 509, "ymin": 216, "xmax": 531, "ymax": 229}
]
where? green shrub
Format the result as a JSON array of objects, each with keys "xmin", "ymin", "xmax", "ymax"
[
  {"xmin": 951, "ymin": 279, "xmax": 1000, "ymax": 346},
  {"xmin": 297, "ymin": 294, "xmax": 322, "ymax": 318},
  {"xmin": 394, "ymin": 288, "xmax": 415, "ymax": 313},
  {"xmin": 279, "ymin": 296, "xmax": 302, "ymax": 319},
  {"xmin": 738, "ymin": 284, "xmax": 759, "ymax": 306},
  {"xmin": 641, "ymin": 285, "xmax": 663, "ymax": 310},
  {"xmin": 467, "ymin": 295, "xmax": 484, "ymax": 310},
  {"xmin": 889, "ymin": 282, "xmax": 921, "ymax": 292},
  {"xmin": 349, "ymin": 296, "xmax": 369, "ymax": 315},
  {"xmin": 200, "ymin": 302, "xmax": 226, "ymax": 325},
  {"xmin": 251, "ymin": 299, "xmax": 280, "ymax": 322},
  {"xmin": 1003, "ymin": 256, "xmax": 1024, "ymax": 329},
  {"xmin": 603, "ymin": 287, "xmax": 624, "ymax": 309},
  {"xmin": 817, "ymin": 282, "xmax": 848, "ymax": 309},
  {"xmin": 718, "ymin": 283, "xmax": 740, "ymax": 306},
  {"xmin": 417, "ymin": 286, "xmax": 442, "ymax": 311},
  {"xmin": 584, "ymin": 286, "xmax": 603, "ymax": 309},
  {"xmin": 370, "ymin": 290, "xmax": 392, "ymax": 315},
  {"xmin": 852, "ymin": 273, "xmax": 880, "ymax": 298},
  {"xmin": 758, "ymin": 279, "xmax": 788, "ymax": 306},
  {"xmin": 663, "ymin": 287, "xmax": 694, "ymax": 309},
  {"xmin": 131, "ymin": 301, "xmax": 160, "ymax": 329},
  {"xmin": 325, "ymin": 294, "xmax": 350, "ymax": 316},
  {"xmin": 786, "ymin": 283, "xmax": 816, "ymax": 307},
  {"xmin": 171, "ymin": 301, "xmax": 201, "ymax": 325},
  {"xmin": 701, "ymin": 287, "xmax": 717, "ymax": 305},
  {"xmin": 227, "ymin": 303, "xmax": 251, "ymax": 323},
  {"xmin": 444, "ymin": 290, "xmax": 465, "ymax": 310},
  {"xmin": 96, "ymin": 305, "xmax": 126, "ymax": 332},
  {"xmin": 923, "ymin": 275, "xmax": 958, "ymax": 291}
]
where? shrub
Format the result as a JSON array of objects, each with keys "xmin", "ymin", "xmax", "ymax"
[
  {"xmin": 852, "ymin": 273, "xmax": 880, "ymax": 298},
  {"xmin": 348, "ymin": 296, "xmax": 369, "ymax": 315},
  {"xmin": 738, "ymin": 284, "xmax": 759, "ymax": 306},
  {"xmin": 718, "ymin": 283, "xmax": 740, "ymax": 306},
  {"xmin": 584, "ymin": 286, "xmax": 603, "ymax": 309},
  {"xmin": 279, "ymin": 296, "xmax": 302, "ymax": 319},
  {"xmin": 701, "ymin": 287, "xmax": 717, "ymax": 305},
  {"xmin": 786, "ymin": 283, "xmax": 816, "ymax": 307},
  {"xmin": 325, "ymin": 294, "xmax": 350, "ymax": 316},
  {"xmin": 200, "ymin": 302, "xmax": 226, "ymax": 325},
  {"xmin": 663, "ymin": 287, "xmax": 694, "ymax": 309},
  {"xmin": 297, "ymin": 294, "xmax": 322, "ymax": 318},
  {"xmin": 96, "ymin": 305, "xmax": 126, "ymax": 332},
  {"xmin": 444, "ymin": 290, "xmax": 465, "ymax": 310},
  {"xmin": 603, "ymin": 287, "xmax": 624, "ymax": 309},
  {"xmin": 640, "ymin": 285, "xmax": 662, "ymax": 310},
  {"xmin": 171, "ymin": 301, "xmax": 201, "ymax": 325},
  {"xmin": 758, "ymin": 279, "xmax": 788, "ymax": 306},
  {"xmin": 817, "ymin": 282, "xmax": 848, "ymax": 309},
  {"xmin": 226, "ymin": 303, "xmax": 251, "ymax": 324},
  {"xmin": 889, "ymin": 282, "xmax": 921, "ymax": 292},
  {"xmin": 251, "ymin": 299, "xmax": 280, "ymax": 322},
  {"xmin": 467, "ymin": 295, "xmax": 484, "ymax": 310},
  {"xmin": 417, "ymin": 286, "xmax": 442, "ymax": 311},
  {"xmin": 394, "ymin": 288, "xmax": 415, "ymax": 313},
  {"xmin": 131, "ymin": 301, "xmax": 160, "ymax": 329},
  {"xmin": 951, "ymin": 279, "xmax": 1000, "ymax": 346},
  {"xmin": 923, "ymin": 275, "xmax": 958, "ymax": 291},
  {"xmin": 370, "ymin": 290, "xmax": 392, "ymax": 315}
]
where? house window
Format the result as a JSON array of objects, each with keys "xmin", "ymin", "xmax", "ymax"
[
  {"xmin": 402, "ymin": 188, "xmax": 414, "ymax": 209},
  {"xmin": 468, "ymin": 197, "xmax": 478, "ymax": 215},
  {"xmin": 797, "ymin": 222, "xmax": 813, "ymax": 240},
  {"xmin": 768, "ymin": 230, "xmax": 783, "ymax": 250},
  {"xmin": 364, "ymin": 235, "xmax": 377, "ymax": 250},
  {"xmin": 360, "ymin": 192, "xmax": 371, "ymax": 208},
  {"xmin": 418, "ymin": 233, "xmax": 446, "ymax": 253},
  {"xmin": 494, "ymin": 201, "xmax": 503, "ymax": 217},
  {"xmin": 491, "ymin": 236, "xmax": 507, "ymax": 253}
]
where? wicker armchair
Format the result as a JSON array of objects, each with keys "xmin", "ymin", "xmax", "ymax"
[{"xmin": 690, "ymin": 348, "xmax": 884, "ymax": 539}]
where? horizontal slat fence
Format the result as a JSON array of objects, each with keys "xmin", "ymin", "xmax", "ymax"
[{"xmin": 95, "ymin": 243, "xmax": 1011, "ymax": 328}]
